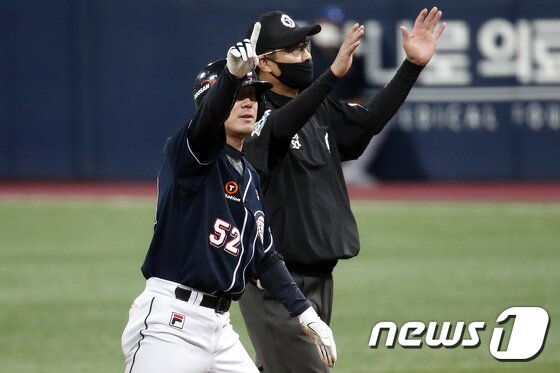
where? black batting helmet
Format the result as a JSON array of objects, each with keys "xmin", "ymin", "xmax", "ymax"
[{"xmin": 193, "ymin": 59, "xmax": 272, "ymax": 109}]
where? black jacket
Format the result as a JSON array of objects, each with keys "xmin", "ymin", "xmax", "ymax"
[{"xmin": 244, "ymin": 60, "xmax": 423, "ymax": 274}]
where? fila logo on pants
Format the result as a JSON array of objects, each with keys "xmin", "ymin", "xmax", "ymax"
[{"xmin": 169, "ymin": 312, "xmax": 185, "ymax": 329}]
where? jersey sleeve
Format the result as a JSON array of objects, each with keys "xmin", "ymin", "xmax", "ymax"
[
  {"xmin": 329, "ymin": 59, "xmax": 424, "ymax": 161},
  {"xmin": 246, "ymin": 182, "xmax": 312, "ymax": 317},
  {"xmin": 258, "ymin": 259, "xmax": 312, "ymax": 317},
  {"xmin": 267, "ymin": 70, "xmax": 338, "ymax": 141},
  {"xmin": 166, "ymin": 66, "xmax": 240, "ymax": 175}
]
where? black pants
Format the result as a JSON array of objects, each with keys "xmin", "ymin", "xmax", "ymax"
[{"xmin": 239, "ymin": 272, "xmax": 333, "ymax": 373}]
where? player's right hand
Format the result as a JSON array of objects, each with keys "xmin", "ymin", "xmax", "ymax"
[
  {"xmin": 226, "ymin": 22, "xmax": 261, "ymax": 79},
  {"xmin": 298, "ymin": 307, "xmax": 337, "ymax": 368}
]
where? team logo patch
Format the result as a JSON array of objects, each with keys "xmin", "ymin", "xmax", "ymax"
[
  {"xmin": 169, "ymin": 312, "xmax": 185, "ymax": 329},
  {"xmin": 252, "ymin": 109, "xmax": 271, "ymax": 137},
  {"xmin": 255, "ymin": 211, "xmax": 265, "ymax": 244},
  {"xmin": 281, "ymin": 14, "xmax": 296, "ymax": 28},
  {"xmin": 225, "ymin": 181, "xmax": 239, "ymax": 195}
]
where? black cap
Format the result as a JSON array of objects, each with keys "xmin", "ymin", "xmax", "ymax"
[
  {"xmin": 193, "ymin": 59, "xmax": 272, "ymax": 108},
  {"xmin": 249, "ymin": 11, "xmax": 321, "ymax": 55}
]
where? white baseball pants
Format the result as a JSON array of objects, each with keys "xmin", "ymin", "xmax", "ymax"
[{"xmin": 121, "ymin": 277, "xmax": 259, "ymax": 373}]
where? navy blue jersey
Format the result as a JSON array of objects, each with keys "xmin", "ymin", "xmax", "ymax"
[{"xmin": 141, "ymin": 69, "xmax": 277, "ymax": 300}]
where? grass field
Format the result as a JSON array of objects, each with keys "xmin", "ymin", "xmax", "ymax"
[{"xmin": 1, "ymin": 197, "xmax": 559, "ymax": 372}]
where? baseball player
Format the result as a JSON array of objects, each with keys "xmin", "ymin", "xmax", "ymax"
[
  {"xmin": 239, "ymin": 9, "xmax": 446, "ymax": 373},
  {"xmin": 121, "ymin": 23, "xmax": 336, "ymax": 373}
]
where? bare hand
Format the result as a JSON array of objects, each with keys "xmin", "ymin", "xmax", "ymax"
[
  {"xmin": 330, "ymin": 23, "xmax": 365, "ymax": 78},
  {"xmin": 400, "ymin": 7, "xmax": 446, "ymax": 66}
]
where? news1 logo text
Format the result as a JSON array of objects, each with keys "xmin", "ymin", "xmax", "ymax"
[{"xmin": 368, "ymin": 307, "xmax": 550, "ymax": 361}]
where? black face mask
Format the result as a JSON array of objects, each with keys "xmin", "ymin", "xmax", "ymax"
[{"xmin": 272, "ymin": 60, "xmax": 314, "ymax": 90}]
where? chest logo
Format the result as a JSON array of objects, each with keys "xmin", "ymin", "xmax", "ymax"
[
  {"xmin": 291, "ymin": 134, "xmax": 302, "ymax": 150},
  {"xmin": 225, "ymin": 181, "xmax": 239, "ymax": 195}
]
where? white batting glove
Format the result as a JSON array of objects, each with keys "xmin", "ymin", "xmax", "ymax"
[
  {"xmin": 226, "ymin": 22, "xmax": 260, "ymax": 78},
  {"xmin": 298, "ymin": 307, "xmax": 337, "ymax": 368}
]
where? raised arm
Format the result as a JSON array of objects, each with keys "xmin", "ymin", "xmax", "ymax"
[
  {"xmin": 186, "ymin": 23, "xmax": 261, "ymax": 164},
  {"xmin": 331, "ymin": 7, "xmax": 446, "ymax": 160},
  {"xmin": 267, "ymin": 24, "xmax": 365, "ymax": 141}
]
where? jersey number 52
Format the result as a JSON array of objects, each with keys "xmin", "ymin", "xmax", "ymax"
[{"xmin": 209, "ymin": 218, "xmax": 240, "ymax": 256}]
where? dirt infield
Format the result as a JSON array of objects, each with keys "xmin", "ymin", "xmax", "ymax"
[{"xmin": 1, "ymin": 181, "xmax": 559, "ymax": 202}]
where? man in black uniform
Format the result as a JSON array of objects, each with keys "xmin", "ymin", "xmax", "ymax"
[
  {"xmin": 239, "ymin": 9, "xmax": 446, "ymax": 373},
  {"xmin": 121, "ymin": 24, "xmax": 336, "ymax": 373}
]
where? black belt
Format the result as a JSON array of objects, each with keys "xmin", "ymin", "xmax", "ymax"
[
  {"xmin": 174, "ymin": 287, "xmax": 232, "ymax": 314},
  {"xmin": 285, "ymin": 259, "xmax": 337, "ymax": 276}
]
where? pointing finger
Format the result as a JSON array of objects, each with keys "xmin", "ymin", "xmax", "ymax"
[{"xmin": 250, "ymin": 22, "xmax": 261, "ymax": 51}]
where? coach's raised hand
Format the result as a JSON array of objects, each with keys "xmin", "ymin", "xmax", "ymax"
[
  {"xmin": 330, "ymin": 23, "xmax": 365, "ymax": 79},
  {"xmin": 400, "ymin": 7, "xmax": 446, "ymax": 66},
  {"xmin": 226, "ymin": 22, "xmax": 261, "ymax": 78}
]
